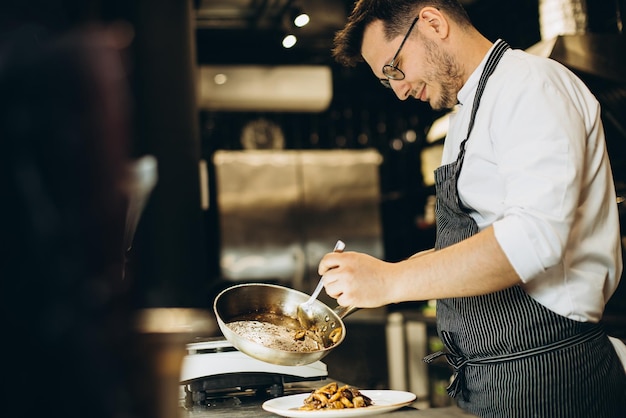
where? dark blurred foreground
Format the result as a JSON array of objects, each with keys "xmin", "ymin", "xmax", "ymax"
[{"xmin": 0, "ymin": 23, "xmax": 138, "ymax": 418}]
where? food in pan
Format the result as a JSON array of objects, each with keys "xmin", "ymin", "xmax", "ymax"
[
  {"xmin": 227, "ymin": 319, "xmax": 323, "ymax": 351},
  {"xmin": 294, "ymin": 326, "xmax": 341, "ymax": 344},
  {"xmin": 328, "ymin": 327, "xmax": 342, "ymax": 344},
  {"xmin": 298, "ymin": 382, "xmax": 373, "ymax": 410},
  {"xmin": 294, "ymin": 329, "xmax": 307, "ymax": 341},
  {"xmin": 226, "ymin": 311, "xmax": 343, "ymax": 353}
]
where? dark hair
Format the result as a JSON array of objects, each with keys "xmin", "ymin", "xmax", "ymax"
[{"xmin": 332, "ymin": 0, "xmax": 472, "ymax": 66}]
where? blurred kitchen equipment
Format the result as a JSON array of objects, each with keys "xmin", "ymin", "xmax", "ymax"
[
  {"xmin": 297, "ymin": 239, "xmax": 345, "ymax": 329},
  {"xmin": 214, "ymin": 283, "xmax": 358, "ymax": 366},
  {"xmin": 213, "ymin": 149, "xmax": 383, "ymax": 293},
  {"xmin": 180, "ymin": 338, "xmax": 328, "ymax": 404},
  {"xmin": 121, "ymin": 154, "xmax": 158, "ymax": 278},
  {"xmin": 197, "ymin": 65, "xmax": 333, "ymax": 112}
]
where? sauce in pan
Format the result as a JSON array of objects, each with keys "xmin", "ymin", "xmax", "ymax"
[
  {"xmin": 227, "ymin": 320, "xmax": 323, "ymax": 352},
  {"xmin": 226, "ymin": 312, "xmax": 341, "ymax": 352}
]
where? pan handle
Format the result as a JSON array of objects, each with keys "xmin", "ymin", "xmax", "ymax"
[{"xmin": 333, "ymin": 305, "xmax": 360, "ymax": 319}]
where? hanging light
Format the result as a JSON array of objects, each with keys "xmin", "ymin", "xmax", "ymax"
[
  {"xmin": 282, "ymin": 34, "xmax": 297, "ymax": 48},
  {"xmin": 289, "ymin": 5, "xmax": 310, "ymax": 28},
  {"xmin": 293, "ymin": 11, "xmax": 310, "ymax": 27},
  {"xmin": 281, "ymin": 5, "xmax": 308, "ymax": 49}
]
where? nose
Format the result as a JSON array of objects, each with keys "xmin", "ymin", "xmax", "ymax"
[{"xmin": 391, "ymin": 80, "xmax": 412, "ymax": 101}]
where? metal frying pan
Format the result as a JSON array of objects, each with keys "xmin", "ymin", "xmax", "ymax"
[{"xmin": 213, "ymin": 283, "xmax": 358, "ymax": 366}]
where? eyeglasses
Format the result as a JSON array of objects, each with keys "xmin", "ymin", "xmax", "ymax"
[{"xmin": 380, "ymin": 16, "xmax": 419, "ymax": 89}]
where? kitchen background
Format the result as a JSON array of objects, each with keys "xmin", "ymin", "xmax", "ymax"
[{"xmin": 1, "ymin": 0, "xmax": 625, "ymax": 416}]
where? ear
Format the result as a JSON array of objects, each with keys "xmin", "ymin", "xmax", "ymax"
[{"xmin": 419, "ymin": 7, "xmax": 449, "ymax": 39}]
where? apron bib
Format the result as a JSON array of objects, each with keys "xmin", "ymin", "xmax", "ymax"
[{"xmin": 426, "ymin": 40, "xmax": 626, "ymax": 417}]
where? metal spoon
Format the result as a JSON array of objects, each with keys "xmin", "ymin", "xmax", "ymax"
[{"xmin": 296, "ymin": 239, "xmax": 345, "ymax": 329}]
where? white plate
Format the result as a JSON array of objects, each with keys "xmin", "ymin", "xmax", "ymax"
[{"xmin": 262, "ymin": 390, "xmax": 416, "ymax": 418}]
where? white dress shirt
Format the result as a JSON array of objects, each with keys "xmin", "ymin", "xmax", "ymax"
[{"xmin": 441, "ymin": 42, "xmax": 623, "ymax": 322}]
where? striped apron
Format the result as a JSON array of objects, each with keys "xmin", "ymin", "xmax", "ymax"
[{"xmin": 424, "ymin": 40, "xmax": 626, "ymax": 417}]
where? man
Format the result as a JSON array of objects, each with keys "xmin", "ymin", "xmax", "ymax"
[{"xmin": 318, "ymin": 0, "xmax": 626, "ymax": 416}]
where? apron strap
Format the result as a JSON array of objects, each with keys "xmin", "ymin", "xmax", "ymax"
[
  {"xmin": 455, "ymin": 40, "xmax": 510, "ymax": 172},
  {"xmin": 465, "ymin": 40, "xmax": 510, "ymax": 138}
]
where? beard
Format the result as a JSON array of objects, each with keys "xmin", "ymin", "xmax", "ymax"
[{"xmin": 419, "ymin": 35, "xmax": 464, "ymax": 111}]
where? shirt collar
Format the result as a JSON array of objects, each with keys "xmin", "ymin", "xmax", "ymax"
[{"xmin": 456, "ymin": 39, "xmax": 503, "ymax": 106}]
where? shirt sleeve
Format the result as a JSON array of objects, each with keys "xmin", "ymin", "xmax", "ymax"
[{"xmin": 487, "ymin": 61, "xmax": 593, "ymax": 282}]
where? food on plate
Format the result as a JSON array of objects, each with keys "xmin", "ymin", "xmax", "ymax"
[{"xmin": 298, "ymin": 382, "xmax": 373, "ymax": 410}]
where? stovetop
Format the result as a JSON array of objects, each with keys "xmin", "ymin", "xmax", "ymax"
[{"xmin": 180, "ymin": 337, "xmax": 328, "ymax": 409}]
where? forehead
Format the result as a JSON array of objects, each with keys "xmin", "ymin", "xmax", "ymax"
[{"xmin": 361, "ymin": 20, "xmax": 390, "ymax": 71}]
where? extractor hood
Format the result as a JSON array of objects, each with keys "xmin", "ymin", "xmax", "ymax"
[
  {"xmin": 197, "ymin": 65, "xmax": 333, "ymax": 112},
  {"xmin": 526, "ymin": 33, "xmax": 626, "ymax": 186},
  {"xmin": 526, "ymin": 33, "xmax": 626, "ymax": 85}
]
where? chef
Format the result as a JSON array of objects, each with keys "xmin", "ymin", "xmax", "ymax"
[{"xmin": 318, "ymin": 0, "xmax": 626, "ymax": 416}]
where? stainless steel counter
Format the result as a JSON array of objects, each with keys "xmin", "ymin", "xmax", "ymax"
[
  {"xmin": 182, "ymin": 404, "xmax": 474, "ymax": 418},
  {"xmin": 179, "ymin": 380, "xmax": 477, "ymax": 418}
]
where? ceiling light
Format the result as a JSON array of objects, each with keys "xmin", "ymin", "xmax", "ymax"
[
  {"xmin": 282, "ymin": 34, "xmax": 297, "ymax": 48},
  {"xmin": 294, "ymin": 12, "xmax": 310, "ymax": 27}
]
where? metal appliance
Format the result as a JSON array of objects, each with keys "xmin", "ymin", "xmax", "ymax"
[
  {"xmin": 180, "ymin": 338, "xmax": 328, "ymax": 407},
  {"xmin": 213, "ymin": 149, "xmax": 384, "ymax": 295}
]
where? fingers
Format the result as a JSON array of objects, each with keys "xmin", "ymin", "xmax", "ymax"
[
  {"xmin": 318, "ymin": 251, "xmax": 343, "ymax": 276},
  {"xmin": 318, "ymin": 252, "xmax": 346, "ymax": 299},
  {"xmin": 321, "ymin": 270, "xmax": 341, "ymax": 298},
  {"xmin": 317, "ymin": 251, "xmax": 392, "ymax": 308},
  {"xmin": 323, "ymin": 280, "xmax": 343, "ymax": 300},
  {"xmin": 319, "ymin": 252, "xmax": 361, "ymax": 305},
  {"xmin": 317, "ymin": 251, "xmax": 382, "ymax": 307}
]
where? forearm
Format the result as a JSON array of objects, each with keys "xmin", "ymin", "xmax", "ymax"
[
  {"xmin": 408, "ymin": 248, "xmax": 435, "ymax": 258},
  {"xmin": 386, "ymin": 225, "xmax": 522, "ymax": 303}
]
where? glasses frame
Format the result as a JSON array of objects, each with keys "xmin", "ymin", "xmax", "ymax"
[{"xmin": 380, "ymin": 16, "xmax": 420, "ymax": 89}]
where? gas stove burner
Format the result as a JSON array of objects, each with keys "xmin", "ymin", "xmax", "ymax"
[
  {"xmin": 182, "ymin": 372, "xmax": 315, "ymax": 407},
  {"xmin": 180, "ymin": 337, "xmax": 328, "ymax": 407}
]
